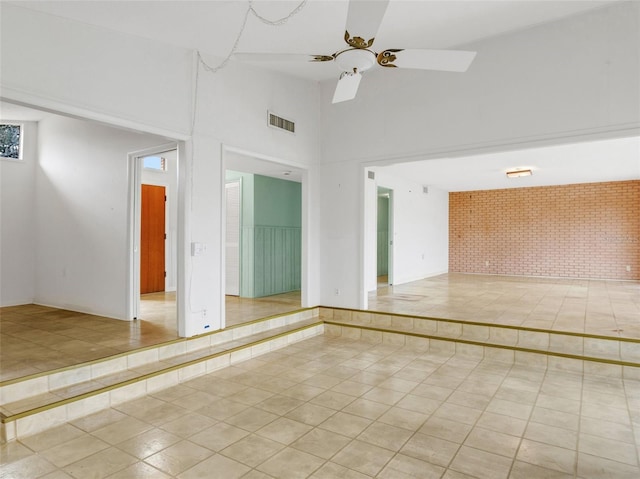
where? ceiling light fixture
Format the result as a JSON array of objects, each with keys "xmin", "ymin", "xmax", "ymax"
[{"xmin": 506, "ymin": 168, "xmax": 533, "ymax": 178}]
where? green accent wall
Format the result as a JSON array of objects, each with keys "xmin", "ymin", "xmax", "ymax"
[
  {"xmin": 226, "ymin": 171, "xmax": 301, "ymax": 298},
  {"xmin": 377, "ymin": 190, "xmax": 390, "ymax": 276},
  {"xmin": 254, "ymin": 175, "xmax": 301, "ymax": 228}
]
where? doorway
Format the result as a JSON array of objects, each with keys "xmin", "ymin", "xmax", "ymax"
[
  {"xmin": 141, "ymin": 184, "xmax": 166, "ymax": 294},
  {"xmin": 223, "ymin": 150, "xmax": 305, "ymax": 328},
  {"xmin": 377, "ymin": 187, "xmax": 393, "ymax": 287},
  {"xmin": 225, "ymin": 180, "xmax": 241, "ymax": 296},
  {"xmin": 130, "ymin": 147, "xmax": 178, "ymax": 329}
]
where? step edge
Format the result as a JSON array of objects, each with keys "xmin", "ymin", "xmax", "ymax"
[
  {"xmin": 324, "ymin": 321, "xmax": 640, "ymax": 368},
  {"xmin": 325, "ymin": 307, "xmax": 640, "ymax": 343},
  {"xmin": 0, "ymin": 307, "xmax": 319, "ymax": 388},
  {"xmin": 1, "ymin": 320, "xmax": 324, "ymax": 423}
]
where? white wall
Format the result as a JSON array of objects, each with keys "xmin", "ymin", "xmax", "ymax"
[
  {"xmin": 0, "ymin": 3, "xmax": 193, "ymax": 137},
  {"xmin": 318, "ymin": 160, "xmax": 362, "ymax": 308},
  {"xmin": 370, "ymin": 170, "xmax": 449, "ymax": 289},
  {"xmin": 0, "ymin": 122, "xmax": 37, "ymax": 306},
  {"xmin": 34, "ymin": 114, "xmax": 169, "ymax": 318},
  {"xmin": 141, "ymin": 150, "xmax": 178, "ymax": 292},
  {"xmin": 196, "ymin": 54, "xmax": 320, "ymax": 167}
]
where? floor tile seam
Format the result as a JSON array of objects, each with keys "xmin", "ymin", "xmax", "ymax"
[
  {"xmin": 507, "ymin": 365, "xmax": 563, "ymax": 478},
  {"xmin": 306, "ymin": 376, "xmax": 422, "ymax": 475},
  {"xmin": 620, "ymin": 378, "xmax": 640, "ymax": 466},
  {"xmin": 215, "ymin": 437, "xmax": 286, "ymax": 472},
  {"xmin": 1, "ymin": 322, "xmax": 324, "ymax": 423},
  {"xmin": 84, "ymin": 446, "xmax": 144, "ymax": 477},
  {"xmin": 324, "ymin": 321, "xmax": 640, "ymax": 368},
  {"xmin": 262, "ymin": 425, "xmax": 345, "ymax": 470},
  {"xmin": 210, "ymin": 382, "xmax": 350, "ymax": 472},
  {"xmin": 469, "ymin": 357, "xmax": 529, "ymax": 474},
  {"xmin": 408, "ymin": 353, "xmax": 508, "ymax": 474},
  {"xmin": 286, "ymin": 344, "xmax": 420, "ymax": 469}
]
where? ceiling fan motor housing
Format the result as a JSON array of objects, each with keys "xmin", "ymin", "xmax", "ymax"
[{"xmin": 335, "ymin": 48, "xmax": 377, "ymax": 73}]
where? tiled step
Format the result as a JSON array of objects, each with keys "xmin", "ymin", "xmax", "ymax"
[
  {"xmin": 322, "ymin": 308, "xmax": 640, "ymax": 378},
  {"xmin": 1, "ymin": 309, "xmax": 323, "ymax": 442}
]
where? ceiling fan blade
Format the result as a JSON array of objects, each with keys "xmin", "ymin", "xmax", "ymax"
[
  {"xmin": 344, "ymin": 0, "xmax": 390, "ymax": 49},
  {"xmin": 332, "ymin": 72, "xmax": 363, "ymax": 103},
  {"xmin": 233, "ymin": 53, "xmax": 334, "ymax": 63},
  {"xmin": 377, "ymin": 49, "xmax": 477, "ymax": 72}
]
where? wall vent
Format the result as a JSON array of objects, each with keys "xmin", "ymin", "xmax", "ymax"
[
  {"xmin": 423, "ymin": 186, "xmax": 429, "ymax": 194},
  {"xmin": 268, "ymin": 111, "xmax": 295, "ymax": 133},
  {"xmin": 368, "ymin": 171, "xmax": 375, "ymax": 180}
]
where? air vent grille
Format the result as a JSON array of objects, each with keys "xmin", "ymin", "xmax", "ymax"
[
  {"xmin": 268, "ymin": 111, "xmax": 295, "ymax": 133},
  {"xmin": 368, "ymin": 171, "xmax": 375, "ymax": 180}
]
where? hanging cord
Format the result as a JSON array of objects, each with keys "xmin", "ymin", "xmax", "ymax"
[
  {"xmin": 249, "ymin": 0, "xmax": 308, "ymax": 25},
  {"xmin": 191, "ymin": 0, "xmax": 308, "ymax": 135},
  {"xmin": 197, "ymin": 0, "xmax": 308, "ymax": 74}
]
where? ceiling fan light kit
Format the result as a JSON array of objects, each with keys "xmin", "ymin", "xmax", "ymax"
[{"xmin": 235, "ymin": 0, "xmax": 477, "ymax": 103}]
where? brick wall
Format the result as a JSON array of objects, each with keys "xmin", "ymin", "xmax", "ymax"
[{"xmin": 449, "ymin": 180, "xmax": 640, "ymax": 280}]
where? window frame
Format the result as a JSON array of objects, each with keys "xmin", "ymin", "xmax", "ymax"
[
  {"xmin": 0, "ymin": 122, "xmax": 24, "ymax": 161},
  {"xmin": 142, "ymin": 155, "xmax": 168, "ymax": 173}
]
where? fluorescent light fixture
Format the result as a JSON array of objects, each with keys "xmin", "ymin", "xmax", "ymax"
[{"xmin": 506, "ymin": 168, "xmax": 533, "ymax": 178}]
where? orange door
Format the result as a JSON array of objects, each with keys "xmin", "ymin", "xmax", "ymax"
[{"xmin": 141, "ymin": 184, "xmax": 166, "ymax": 294}]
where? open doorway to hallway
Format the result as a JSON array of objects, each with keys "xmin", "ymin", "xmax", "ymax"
[
  {"xmin": 223, "ymin": 150, "xmax": 306, "ymax": 327},
  {"xmin": 377, "ymin": 186, "xmax": 393, "ymax": 288},
  {"xmin": 134, "ymin": 149, "xmax": 179, "ymax": 333}
]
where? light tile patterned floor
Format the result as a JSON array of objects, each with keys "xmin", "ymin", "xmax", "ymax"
[
  {"xmin": 0, "ymin": 292, "xmax": 301, "ymax": 382},
  {"xmin": 3, "ymin": 274, "xmax": 638, "ymax": 383},
  {"xmin": 370, "ymin": 274, "xmax": 640, "ymax": 338},
  {"xmin": 2, "ymin": 335, "xmax": 639, "ymax": 478}
]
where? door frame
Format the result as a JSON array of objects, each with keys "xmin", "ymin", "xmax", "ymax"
[
  {"xmin": 225, "ymin": 179, "xmax": 242, "ymax": 297},
  {"xmin": 386, "ymin": 189, "xmax": 395, "ymax": 286},
  {"xmin": 376, "ymin": 186, "xmax": 394, "ymax": 286},
  {"xmin": 127, "ymin": 142, "xmax": 180, "ymax": 321},
  {"xmin": 221, "ymin": 144, "xmax": 311, "ymax": 328}
]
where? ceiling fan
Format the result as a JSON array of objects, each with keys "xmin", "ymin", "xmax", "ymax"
[{"xmin": 234, "ymin": 0, "xmax": 477, "ymax": 103}]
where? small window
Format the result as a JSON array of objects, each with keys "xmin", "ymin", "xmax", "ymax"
[
  {"xmin": 0, "ymin": 123, "xmax": 22, "ymax": 160},
  {"xmin": 143, "ymin": 155, "xmax": 166, "ymax": 171}
]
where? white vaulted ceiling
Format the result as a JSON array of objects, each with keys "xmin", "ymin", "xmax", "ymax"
[{"xmin": 12, "ymin": 0, "xmax": 616, "ymax": 81}]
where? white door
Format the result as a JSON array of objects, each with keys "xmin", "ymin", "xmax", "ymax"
[{"xmin": 225, "ymin": 181, "xmax": 241, "ymax": 296}]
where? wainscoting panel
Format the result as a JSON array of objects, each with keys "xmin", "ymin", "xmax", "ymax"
[{"xmin": 253, "ymin": 226, "xmax": 301, "ymax": 297}]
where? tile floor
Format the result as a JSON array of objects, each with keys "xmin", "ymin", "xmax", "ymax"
[
  {"xmin": 226, "ymin": 292, "xmax": 302, "ymax": 328},
  {"xmin": 1, "ymin": 335, "xmax": 639, "ymax": 478},
  {"xmin": 369, "ymin": 274, "xmax": 640, "ymax": 338},
  {"xmin": 0, "ymin": 292, "xmax": 301, "ymax": 382},
  {"xmin": 136, "ymin": 290, "xmax": 302, "ymax": 330},
  {"xmin": 3, "ymin": 274, "xmax": 639, "ymax": 383},
  {"xmin": 0, "ymin": 303, "xmax": 177, "ymax": 383}
]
